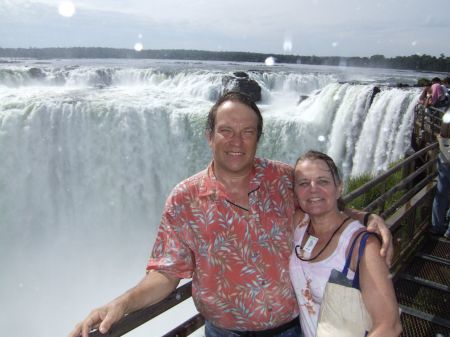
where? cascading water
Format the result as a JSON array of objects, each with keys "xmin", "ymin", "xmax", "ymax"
[{"xmin": 0, "ymin": 59, "xmax": 425, "ymax": 337}]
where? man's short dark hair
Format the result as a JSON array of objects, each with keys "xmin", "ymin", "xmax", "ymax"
[{"xmin": 206, "ymin": 91, "xmax": 263, "ymax": 141}]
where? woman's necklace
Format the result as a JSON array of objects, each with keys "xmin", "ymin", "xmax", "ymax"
[{"xmin": 295, "ymin": 216, "xmax": 350, "ymax": 262}]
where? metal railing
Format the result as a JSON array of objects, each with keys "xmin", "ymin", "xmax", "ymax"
[
  {"xmin": 343, "ymin": 142, "xmax": 439, "ymax": 271},
  {"xmin": 88, "ymin": 282, "xmax": 196, "ymax": 337},
  {"xmin": 343, "ymin": 142, "xmax": 438, "ymax": 219},
  {"xmin": 413, "ymin": 105, "xmax": 447, "ymax": 148}
]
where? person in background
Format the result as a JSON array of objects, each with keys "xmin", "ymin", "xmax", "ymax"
[
  {"xmin": 69, "ymin": 92, "xmax": 393, "ymax": 337},
  {"xmin": 431, "ymin": 118, "xmax": 450, "ymax": 237},
  {"xmin": 427, "ymin": 77, "xmax": 449, "ymax": 109},
  {"xmin": 289, "ymin": 150, "xmax": 402, "ymax": 337},
  {"xmin": 418, "ymin": 80, "xmax": 432, "ymax": 105}
]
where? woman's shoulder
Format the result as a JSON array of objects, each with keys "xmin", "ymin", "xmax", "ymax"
[
  {"xmin": 341, "ymin": 220, "xmax": 366, "ymax": 260},
  {"xmin": 341, "ymin": 219, "xmax": 364, "ymax": 241},
  {"xmin": 346, "ymin": 225, "xmax": 382, "ymax": 270}
]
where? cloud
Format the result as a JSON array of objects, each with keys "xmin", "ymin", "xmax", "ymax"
[{"xmin": 1, "ymin": 0, "xmax": 449, "ymax": 57}]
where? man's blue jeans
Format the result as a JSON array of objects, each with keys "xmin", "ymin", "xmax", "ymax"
[
  {"xmin": 432, "ymin": 156, "xmax": 450, "ymax": 234},
  {"xmin": 204, "ymin": 320, "xmax": 302, "ymax": 337}
]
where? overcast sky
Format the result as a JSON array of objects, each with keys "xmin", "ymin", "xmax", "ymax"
[{"xmin": 1, "ymin": 0, "xmax": 449, "ymax": 57}]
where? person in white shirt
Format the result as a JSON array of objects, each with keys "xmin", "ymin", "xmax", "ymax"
[{"xmin": 289, "ymin": 150, "xmax": 401, "ymax": 337}]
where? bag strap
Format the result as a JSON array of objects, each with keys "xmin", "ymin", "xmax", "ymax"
[
  {"xmin": 352, "ymin": 232, "xmax": 373, "ymax": 289},
  {"xmin": 342, "ymin": 230, "xmax": 367, "ymax": 276}
]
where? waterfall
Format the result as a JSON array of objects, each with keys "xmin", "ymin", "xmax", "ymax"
[
  {"xmin": 0, "ymin": 61, "xmax": 420, "ymax": 337},
  {"xmin": 350, "ymin": 88, "xmax": 418, "ymax": 176}
]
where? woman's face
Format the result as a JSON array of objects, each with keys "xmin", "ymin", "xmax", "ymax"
[{"xmin": 294, "ymin": 159, "xmax": 342, "ymax": 217}]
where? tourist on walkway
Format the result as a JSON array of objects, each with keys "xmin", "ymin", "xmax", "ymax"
[
  {"xmin": 428, "ymin": 77, "xmax": 449, "ymax": 109},
  {"xmin": 432, "ymin": 119, "xmax": 450, "ymax": 237}
]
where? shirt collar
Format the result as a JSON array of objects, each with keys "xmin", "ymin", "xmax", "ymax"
[{"xmin": 198, "ymin": 158, "xmax": 263, "ymax": 198}]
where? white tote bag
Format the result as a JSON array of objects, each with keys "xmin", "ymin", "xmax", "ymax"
[{"xmin": 316, "ymin": 231, "xmax": 373, "ymax": 337}]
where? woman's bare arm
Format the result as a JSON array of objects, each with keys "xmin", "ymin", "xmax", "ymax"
[{"xmin": 359, "ymin": 236, "xmax": 402, "ymax": 337}]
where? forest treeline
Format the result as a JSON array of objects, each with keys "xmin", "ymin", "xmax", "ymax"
[{"xmin": 1, "ymin": 47, "xmax": 449, "ymax": 72}]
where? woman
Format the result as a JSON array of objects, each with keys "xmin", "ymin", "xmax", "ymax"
[{"xmin": 289, "ymin": 150, "xmax": 401, "ymax": 337}]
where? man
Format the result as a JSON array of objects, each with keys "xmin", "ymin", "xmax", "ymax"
[
  {"xmin": 431, "ymin": 118, "xmax": 450, "ymax": 237},
  {"xmin": 69, "ymin": 92, "xmax": 392, "ymax": 337}
]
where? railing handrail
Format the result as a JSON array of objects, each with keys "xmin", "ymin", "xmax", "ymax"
[
  {"xmin": 342, "ymin": 142, "xmax": 438, "ymax": 204},
  {"xmin": 428, "ymin": 105, "xmax": 448, "ymax": 116},
  {"xmin": 365, "ymin": 158, "xmax": 436, "ymax": 216},
  {"xmin": 89, "ymin": 282, "xmax": 193, "ymax": 337}
]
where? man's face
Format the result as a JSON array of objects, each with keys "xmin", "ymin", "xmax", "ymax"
[{"xmin": 208, "ymin": 100, "xmax": 259, "ymax": 179}]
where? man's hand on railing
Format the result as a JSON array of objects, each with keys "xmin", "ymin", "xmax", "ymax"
[
  {"xmin": 366, "ymin": 213, "xmax": 394, "ymax": 267},
  {"xmin": 68, "ymin": 300, "xmax": 126, "ymax": 337},
  {"xmin": 68, "ymin": 271, "xmax": 180, "ymax": 337}
]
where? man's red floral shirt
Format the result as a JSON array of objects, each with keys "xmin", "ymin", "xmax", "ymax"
[{"xmin": 147, "ymin": 158, "xmax": 299, "ymax": 330}]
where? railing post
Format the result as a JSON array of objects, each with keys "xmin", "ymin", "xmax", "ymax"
[
  {"xmin": 428, "ymin": 147, "xmax": 438, "ymax": 178},
  {"xmin": 402, "ymin": 149, "xmax": 415, "ymax": 191}
]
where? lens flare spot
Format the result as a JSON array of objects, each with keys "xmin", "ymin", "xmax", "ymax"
[
  {"xmin": 138, "ymin": 33, "xmax": 143, "ymax": 39},
  {"xmin": 265, "ymin": 57, "xmax": 276, "ymax": 66},
  {"xmin": 58, "ymin": 1, "xmax": 76, "ymax": 17},
  {"xmin": 411, "ymin": 41, "xmax": 417, "ymax": 46},
  {"xmin": 318, "ymin": 135, "xmax": 326, "ymax": 142},
  {"xmin": 283, "ymin": 39, "xmax": 293, "ymax": 52},
  {"xmin": 443, "ymin": 111, "xmax": 450, "ymax": 123},
  {"xmin": 331, "ymin": 42, "xmax": 338, "ymax": 48},
  {"xmin": 134, "ymin": 42, "xmax": 143, "ymax": 52}
]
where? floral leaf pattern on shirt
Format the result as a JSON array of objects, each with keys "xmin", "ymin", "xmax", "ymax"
[{"xmin": 147, "ymin": 158, "xmax": 298, "ymax": 330}]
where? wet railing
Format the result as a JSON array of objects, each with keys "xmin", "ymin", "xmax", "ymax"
[
  {"xmin": 86, "ymin": 105, "xmax": 445, "ymax": 337},
  {"xmin": 413, "ymin": 105, "xmax": 446, "ymax": 149},
  {"xmin": 343, "ymin": 142, "xmax": 439, "ymax": 272},
  {"xmin": 88, "ymin": 282, "xmax": 198, "ymax": 337}
]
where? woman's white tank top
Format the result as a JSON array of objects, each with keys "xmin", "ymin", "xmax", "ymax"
[{"xmin": 289, "ymin": 219, "xmax": 364, "ymax": 337}]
